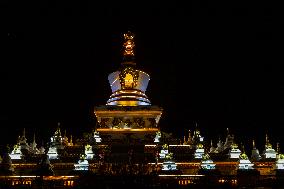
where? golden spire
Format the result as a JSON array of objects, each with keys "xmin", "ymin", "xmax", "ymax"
[
  {"xmin": 23, "ymin": 128, "xmax": 26, "ymax": 137},
  {"xmin": 122, "ymin": 31, "xmax": 136, "ymax": 64},
  {"xmin": 69, "ymin": 135, "xmax": 73, "ymax": 146},
  {"xmin": 226, "ymin": 127, "xmax": 230, "ymax": 136},
  {"xmin": 266, "ymin": 133, "xmax": 269, "ymax": 145},
  {"xmin": 241, "ymin": 143, "xmax": 245, "ymax": 153},
  {"xmin": 252, "ymin": 139, "xmax": 256, "ymax": 149},
  {"xmin": 188, "ymin": 130, "xmax": 191, "ymax": 142},
  {"xmin": 33, "ymin": 132, "xmax": 36, "ymax": 143},
  {"xmin": 211, "ymin": 139, "xmax": 213, "ymax": 147},
  {"xmin": 277, "ymin": 142, "xmax": 280, "ymax": 153}
]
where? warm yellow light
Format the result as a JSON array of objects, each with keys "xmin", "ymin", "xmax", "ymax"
[
  {"xmin": 97, "ymin": 128, "xmax": 158, "ymax": 132},
  {"xmin": 124, "ymin": 73, "xmax": 133, "ymax": 88},
  {"xmin": 158, "ymin": 174, "xmax": 205, "ymax": 177}
]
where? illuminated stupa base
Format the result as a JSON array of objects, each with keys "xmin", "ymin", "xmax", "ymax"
[
  {"xmin": 74, "ymin": 159, "xmax": 89, "ymax": 171},
  {"xmin": 263, "ymin": 148, "xmax": 277, "ymax": 159},
  {"xmin": 85, "ymin": 145, "xmax": 94, "ymax": 160},
  {"xmin": 239, "ymin": 159, "xmax": 254, "ymax": 169},
  {"xmin": 47, "ymin": 147, "xmax": 59, "ymax": 160},
  {"xmin": 94, "ymin": 106, "xmax": 162, "ymax": 136},
  {"xmin": 9, "ymin": 145, "xmax": 22, "ymax": 160},
  {"xmin": 162, "ymin": 161, "xmax": 177, "ymax": 171},
  {"xmin": 276, "ymin": 155, "xmax": 284, "ymax": 170},
  {"xmin": 276, "ymin": 160, "xmax": 284, "ymax": 170},
  {"xmin": 201, "ymin": 160, "xmax": 216, "ymax": 170},
  {"xmin": 107, "ymin": 88, "xmax": 151, "ymax": 106},
  {"xmin": 230, "ymin": 148, "xmax": 242, "ymax": 158}
]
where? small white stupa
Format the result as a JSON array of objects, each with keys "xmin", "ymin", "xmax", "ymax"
[
  {"xmin": 229, "ymin": 143, "xmax": 241, "ymax": 159},
  {"xmin": 238, "ymin": 148, "xmax": 254, "ymax": 170},
  {"xmin": 159, "ymin": 144, "xmax": 169, "ymax": 159},
  {"xmin": 262, "ymin": 134, "xmax": 277, "ymax": 159},
  {"xmin": 9, "ymin": 144, "xmax": 22, "ymax": 160},
  {"xmin": 74, "ymin": 154, "xmax": 89, "ymax": 171},
  {"xmin": 47, "ymin": 146, "xmax": 58, "ymax": 160},
  {"xmin": 194, "ymin": 143, "xmax": 205, "ymax": 159},
  {"xmin": 201, "ymin": 153, "xmax": 216, "ymax": 170},
  {"xmin": 275, "ymin": 143, "xmax": 284, "ymax": 170},
  {"xmin": 85, "ymin": 144, "xmax": 94, "ymax": 160},
  {"xmin": 94, "ymin": 130, "xmax": 102, "ymax": 143},
  {"xmin": 154, "ymin": 131, "xmax": 161, "ymax": 143},
  {"xmin": 276, "ymin": 154, "xmax": 284, "ymax": 170}
]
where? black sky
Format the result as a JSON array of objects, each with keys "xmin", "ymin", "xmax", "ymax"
[{"xmin": 1, "ymin": 4, "xmax": 284, "ymax": 151}]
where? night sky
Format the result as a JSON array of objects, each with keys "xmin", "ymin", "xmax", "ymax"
[{"xmin": 2, "ymin": 4, "xmax": 283, "ymax": 152}]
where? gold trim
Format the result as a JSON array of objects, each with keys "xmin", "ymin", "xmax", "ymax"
[{"xmin": 97, "ymin": 128, "xmax": 159, "ymax": 132}]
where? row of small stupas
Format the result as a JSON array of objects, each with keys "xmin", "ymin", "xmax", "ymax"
[{"xmin": 2, "ymin": 124, "xmax": 283, "ymax": 171}]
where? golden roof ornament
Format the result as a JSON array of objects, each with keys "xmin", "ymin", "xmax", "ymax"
[
  {"xmin": 202, "ymin": 153, "xmax": 211, "ymax": 161},
  {"xmin": 197, "ymin": 143, "xmax": 204, "ymax": 149},
  {"xmin": 162, "ymin": 144, "xmax": 168, "ymax": 150},
  {"xmin": 240, "ymin": 144, "xmax": 248, "ymax": 160},
  {"xmin": 265, "ymin": 134, "xmax": 272, "ymax": 149},
  {"xmin": 231, "ymin": 142, "xmax": 238, "ymax": 149},
  {"xmin": 122, "ymin": 31, "xmax": 136, "ymax": 64},
  {"xmin": 240, "ymin": 152, "xmax": 248, "ymax": 160}
]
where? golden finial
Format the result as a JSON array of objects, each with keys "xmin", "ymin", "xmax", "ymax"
[
  {"xmin": 23, "ymin": 128, "xmax": 26, "ymax": 137},
  {"xmin": 123, "ymin": 31, "xmax": 135, "ymax": 61},
  {"xmin": 69, "ymin": 135, "xmax": 73, "ymax": 146},
  {"xmin": 277, "ymin": 142, "xmax": 280, "ymax": 153},
  {"xmin": 266, "ymin": 133, "xmax": 269, "ymax": 144},
  {"xmin": 56, "ymin": 122, "xmax": 61, "ymax": 136},
  {"xmin": 211, "ymin": 139, "xmax": 213, "ymax": 147},
  {"xmin": 252, "ymin": 139, "xmax": 256, "ymax": 149},
  {"xmin": 241, "ymin": 143, "xmax": 245, "ymax": 153},
  {"xmin": 188, "ymin": 130, "xmax": 192, "ymax": 142}
]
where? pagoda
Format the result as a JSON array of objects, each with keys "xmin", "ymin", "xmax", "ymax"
[{"xmin": 94, "ymin": 31, "xmax": 163, "ymax": 143}]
